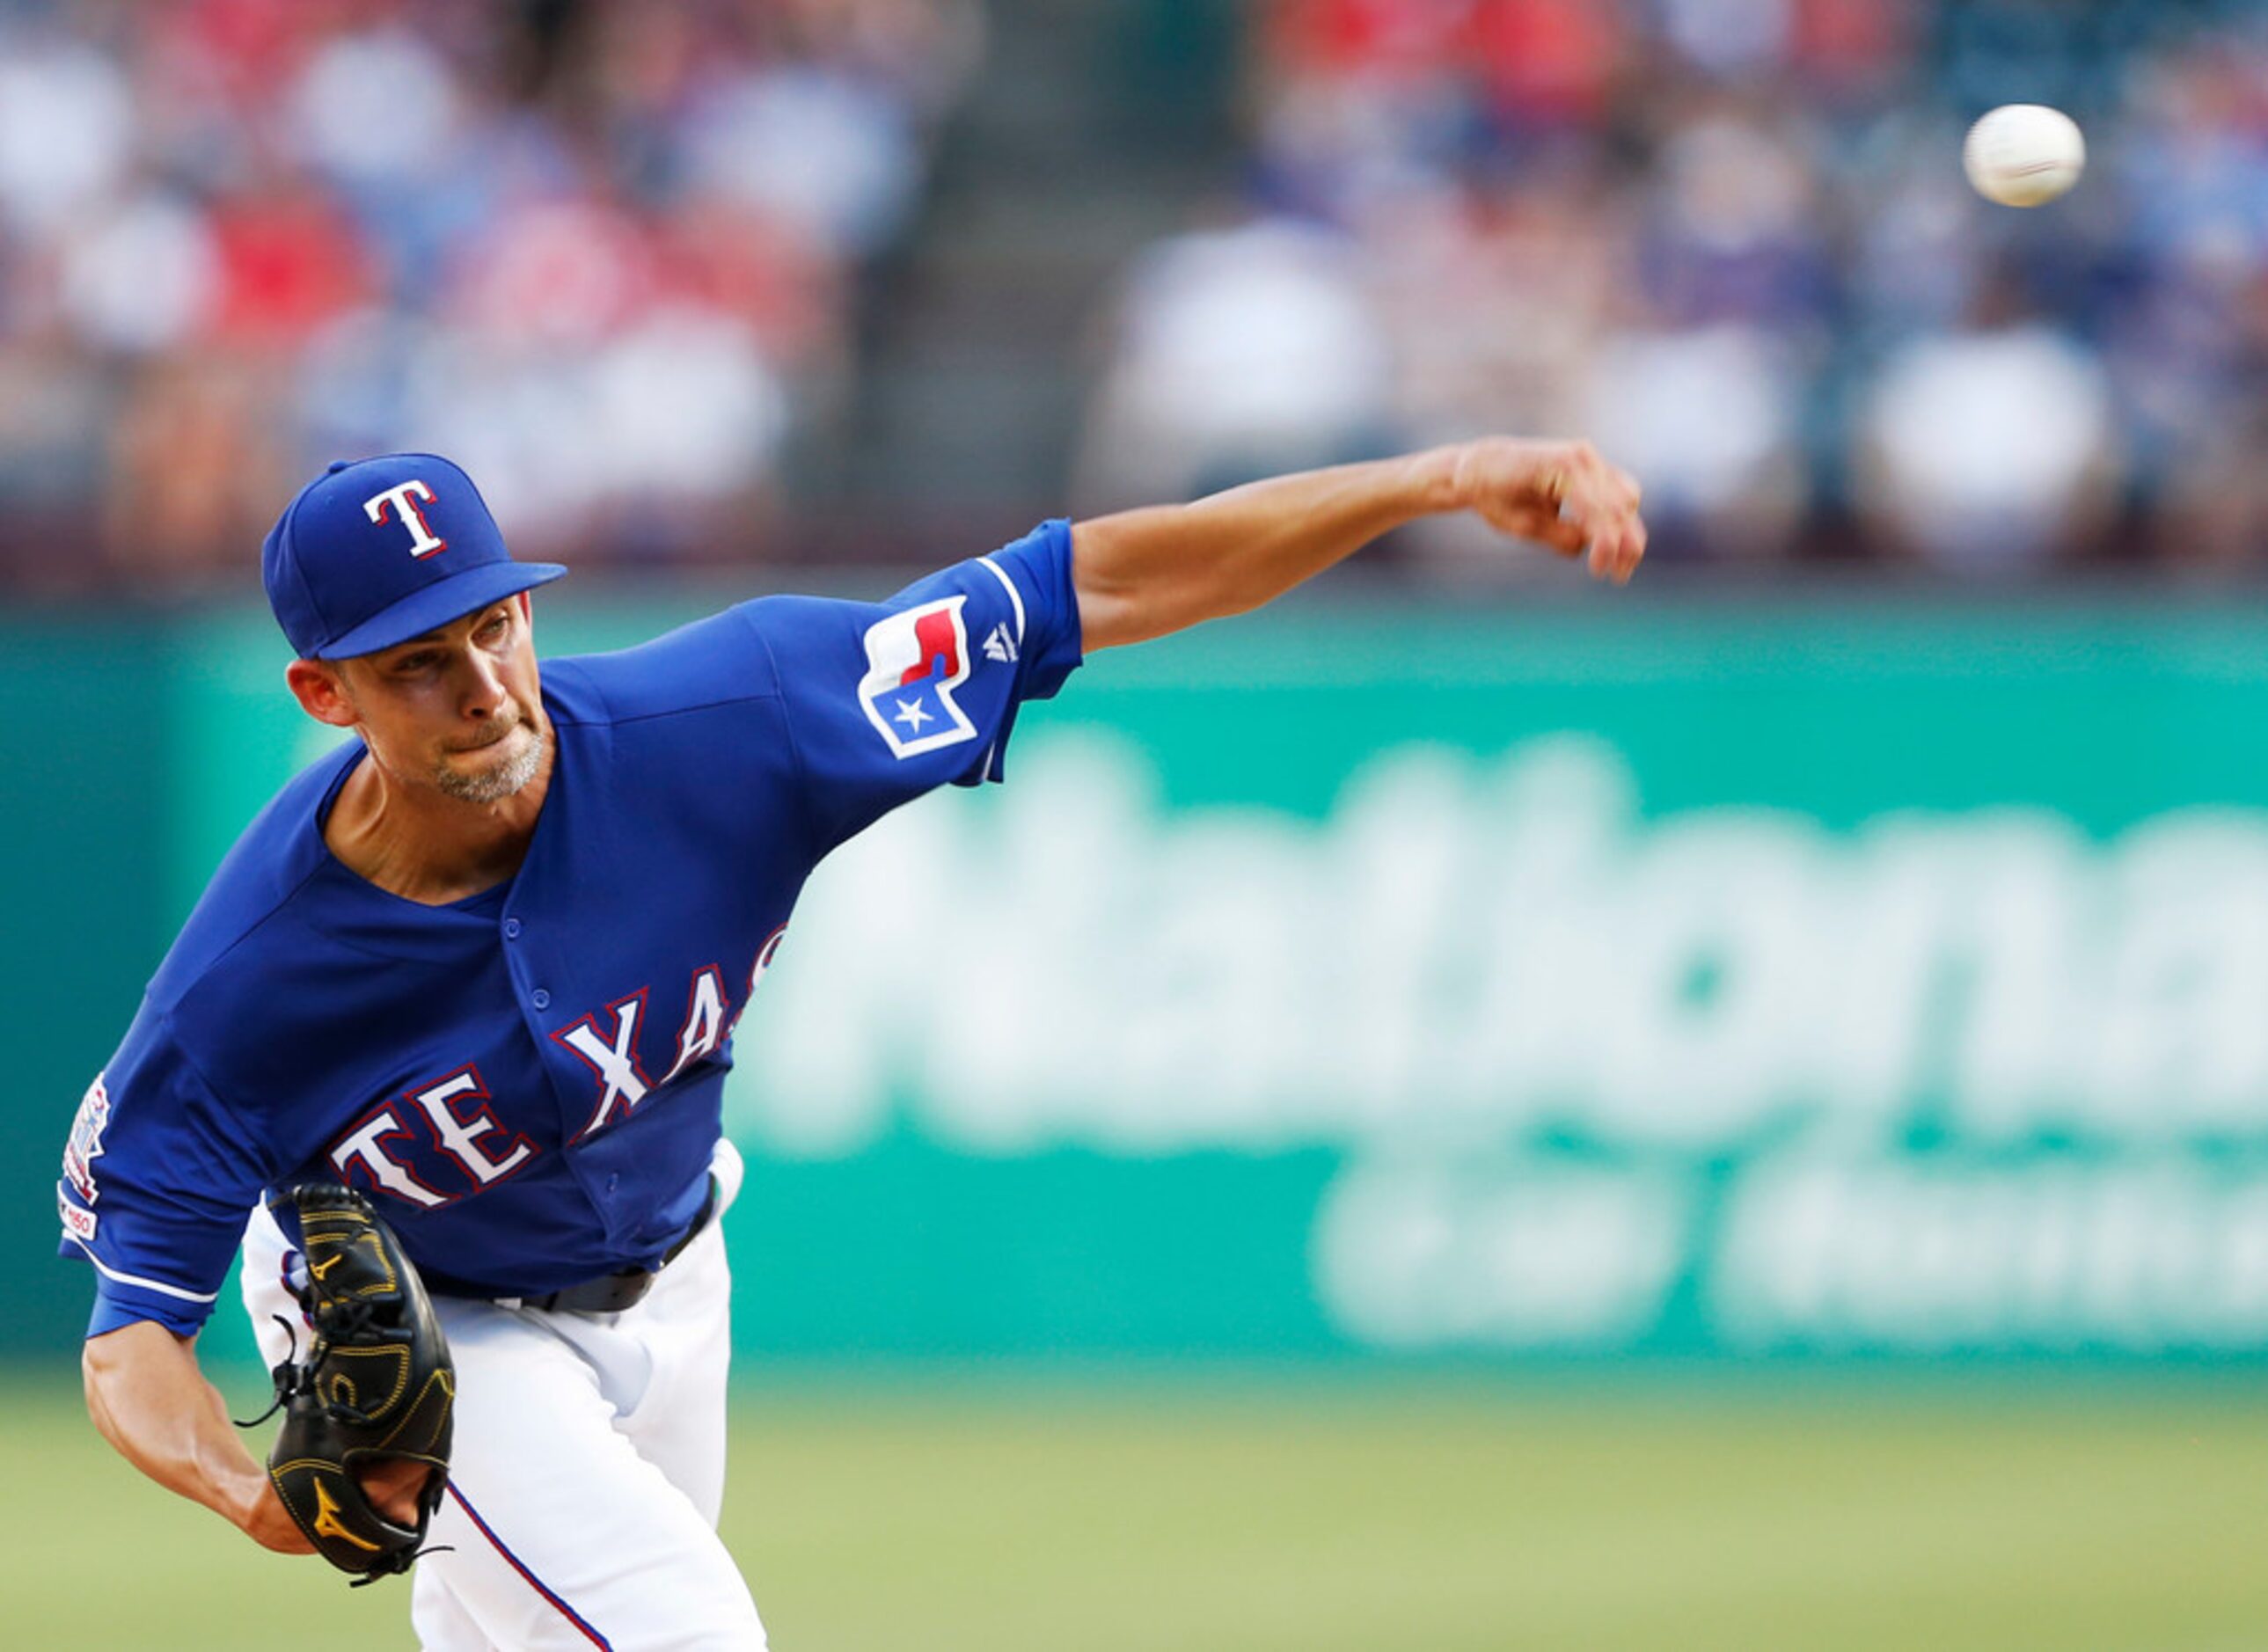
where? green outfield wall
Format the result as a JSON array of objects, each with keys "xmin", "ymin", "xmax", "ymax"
[{"xmin": 16, "ymin": 588, "xmax": 2268, "ymax": 1366}]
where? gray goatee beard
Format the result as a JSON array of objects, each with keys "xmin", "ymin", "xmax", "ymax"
[{"xmin": 433, "ymin": 722, "xmax": 545, "ymax": 804}]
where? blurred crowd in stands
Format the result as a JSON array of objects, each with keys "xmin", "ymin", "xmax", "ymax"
[
  {"xmin": 7, "ymin": 0, "xmax": 2268, "ymax": 594},
  {"xmin": 0, "ymin": 0, "xmax": 978, "ymax": 592},
  {"xmin": 1077, "ymin": 0, "xmax": 2268, "ymax": 578}
]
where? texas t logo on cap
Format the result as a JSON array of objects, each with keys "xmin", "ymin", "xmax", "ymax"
[
  {"xmin": 261, "ymin": 453, "xmax": 567, "ymax": 660},
  {"xmin": 364, "ymin": 479, "xmax": 448, "ymax": 559}
]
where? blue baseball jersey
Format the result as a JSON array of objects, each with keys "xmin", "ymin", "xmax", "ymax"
[{"xmin": 57, "ymin": 523, "xmax": 1081, "ymax": 1337}]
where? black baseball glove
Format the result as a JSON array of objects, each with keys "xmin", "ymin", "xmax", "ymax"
[{"xmin": 243, "ymin": 1184, "xmax": 456, "ymax": 1583}]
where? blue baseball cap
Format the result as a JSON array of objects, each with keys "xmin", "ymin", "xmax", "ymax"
[{"xmin": 261, "ymin": 453, "xmax": 567, "ymax": 659}]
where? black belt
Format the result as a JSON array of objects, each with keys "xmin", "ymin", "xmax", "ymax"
[{"xmin": 519, "ymin": 1178, "xmax": 718, "ymax": 1315}]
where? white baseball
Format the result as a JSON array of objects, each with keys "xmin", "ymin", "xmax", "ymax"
[{"xmin": 1963, "ymin": 104, "xmax": 2086, "ymax": 208}]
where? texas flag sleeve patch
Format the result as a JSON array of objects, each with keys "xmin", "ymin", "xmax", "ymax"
[{"xmin": 857, "ymin": 596, "xmax": 978, "ymax": 759}]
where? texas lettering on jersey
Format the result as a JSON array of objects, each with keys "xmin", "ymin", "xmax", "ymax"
[{"xmin": 329, "ymin": 929, "xmax": 786, "ymax": 1210}]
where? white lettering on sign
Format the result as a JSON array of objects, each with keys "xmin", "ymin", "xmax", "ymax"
[
  {"xmin": 721, "ymin": 732, "xmax": 2268, "ymax": 1351},
  {"xmin": 735, "ymin": 735, "xmax": 2268, "ymax": 1159},
  {"xmin": 1713, "ymin": 1156, "xmax": 2268, "ymax": 1352}
]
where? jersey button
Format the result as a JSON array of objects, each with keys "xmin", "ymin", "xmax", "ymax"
[
  {"xmin": 530, "ymin": 988, "xmax": 551, "ymax": 1010},
  {"xmin": 503, "ymin": 917, "xmax": 523, "ymax": 939}
]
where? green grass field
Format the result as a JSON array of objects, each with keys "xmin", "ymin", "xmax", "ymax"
[{"xmin": 9, "ymin": 1373, "xmax": 2268, "ymax": 1649}]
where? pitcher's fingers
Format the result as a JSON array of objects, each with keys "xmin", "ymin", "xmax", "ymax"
[
  {"xmin": 1611, "ymin": 516, "xmax": 1649, "ymax": 581},
  {"xmin": 1560, "ymin": 487, "xmax": 1628, "ymax": 552},
  {"xmin": 1588, "ymin": 519, "xmax": 1645, "ymax": 584},
  {"xmin": 1529, "ymin": 510, "xmax": 1589, "ymax": 557},
  {"xmin": 1488, "ymin": 498, "xmax": 1586, "ymax": 554}
]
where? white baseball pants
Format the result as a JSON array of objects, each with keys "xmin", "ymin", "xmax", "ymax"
[{"xmin": 241, "ymin": 1142, "xmax": 766, "ymax": 1650}]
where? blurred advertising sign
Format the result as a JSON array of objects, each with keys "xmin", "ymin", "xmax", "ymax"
[
  {"xmin": 168, "ymin": 596, "xmax": 2268, "ymax": 1363},
  {"xmin": 721, "ymin": 603, "xmax": 2268, "ymax": 1363}
]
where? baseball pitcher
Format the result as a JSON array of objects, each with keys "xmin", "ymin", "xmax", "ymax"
[{"xmin": 62, "ymin": 439, "xmax": 1643, "ymax": 1646}]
